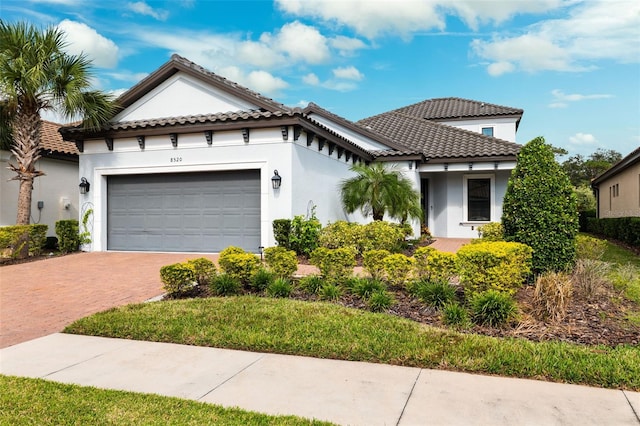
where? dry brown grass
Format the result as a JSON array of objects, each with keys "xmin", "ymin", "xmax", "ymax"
[{"xmin": 533, "ymin": 271, "xmax": 573, "ymax": 322}]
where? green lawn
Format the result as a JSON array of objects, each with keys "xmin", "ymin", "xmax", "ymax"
[
  {"xmin": 65, "ymin": 296, "xmax": 640, "ymax": 391},
  {"xmin": 0, "ymin": 375, "xmax": 333, "ymax": 426}
]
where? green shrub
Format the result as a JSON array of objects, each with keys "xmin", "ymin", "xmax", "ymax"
[
  {"xmin": 502, "ymin": 137, "xmax": 579, "ymax": 273},
  {"xmin": 533, "ymin": 271, "xmax": 572, "ymax": 322},
  {"xmin": 413, "ymin": 279, "xmax": 457, "ymax": 308},
  {"xmin": 0, "ymin": 224, "xmax": 47, "ymax": 258},
  {"xmin": 367, "ymin": 290, "xmax": 395, "ymax": 312},
  {"xmin": 319, "ymin": 283, "xmax": 343, "ymax": 301},
  {"xmin": 318, "ymin": 221, "xmax": 361, "ymax": 251},
  {"xmin": 382, "ymin": 253, "xmax": 415, "ymax": 287},
  {"xmin": 362, "ymin": 249, "xmax": 390, "ymax": 280},
  {"xmin": 586, "ymin": 217, "xmax": 640, "ymax": 247},
  {"xmin": 250, "ymin": 268, "xmax": 275, "ymax": 292},
  {"xmin": 456, "ymin": 241, "xmax": 533, "ymax": 296},
  {"xmin": 55, "ymin": 220, "xmax": 81, "ymax": 253},
  {"xmin": 477, "ymin": 222, "xmax": 504, "ymax": 241},
  {"xmin": 263, "ymin": 246, "xmax": 298, "ymax": 278},
  {"xmin": 575, "ymin": 235, "xmax": 607, "ymax": 260},
  {"xmin": 413, "ymin": 250, "xmax": 457, "ymax": 282},
  {"xmin": 289, "ymin": 212, "xmax": 321, "ymax": 256},
  {"xmin": 470, "ymin": 290, "xmax": 518, "ymax": 327},
  {"xmin": 217, "ymin": 246, "xmax": 246, "ymax": 271},
  {"xmin": 186, "ymin": 258, "xmax": 217, "ymax": 286},
  {"xmin": 266, "ymin": 278, "xmax": 293, "ymax": 298},
  {"xmin": 310, "ymin": 247, "xmax": 356, "ymax": 284},
  {"xmin": 211, "ymin": 273, "xmax": 241, "ymax": 296},
  {"xmin": 219, "ymin": 253, "xmax": 261, "ymax": 285},
  {"xmin": 272, "ymin": 219, "xmax": 292, "ymax": 250},
  {"xmin": 441, "ymin": 303, "xmax": 470, "ymax": 328},
  {"xmin": 299, "ymin": 274, "xmax": 324, "ymax": 295},
  {"xmin": 160, "ymin": 263, "xmax": 196, "ymax": 296},
  {"xmin": 352, "ymin": 278, "xmax": 387, "ymax": 299},
  {"xmin": 360, "ymin": 221, "xmax": 405, "ymax": 253}
]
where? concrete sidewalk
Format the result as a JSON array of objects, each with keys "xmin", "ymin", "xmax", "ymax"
[{"xmin": 1, "ymin": 333, "xmax": 638, "ymax": 425}]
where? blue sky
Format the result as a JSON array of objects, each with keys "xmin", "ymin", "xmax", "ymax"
[{"xmin": 2, "ymin": 0, "xmax": 639, "ymax": 158}]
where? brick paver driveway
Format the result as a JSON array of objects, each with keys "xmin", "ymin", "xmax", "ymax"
[{"xmin": 0, "ymin": 252, "xmax": 217, "ymax": 348}]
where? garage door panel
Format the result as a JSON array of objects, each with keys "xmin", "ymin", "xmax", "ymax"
[{"xmin": 107, "ymin": 171, "xmax": 260, "ymax": 252}]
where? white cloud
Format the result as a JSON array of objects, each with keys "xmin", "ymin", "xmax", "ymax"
[
  {"xmin": 275, "ymin": 21, "xmax": 330, "ymax": 64},
  {"xmin": 551, "ymin": 89, "xmax": 613, "ymax": 102},
  {"xmin": 302, "ymin": 73, "xmax": 320, "ymax": 85},
  {"xmin": 472, "ymin": 0, "xmax": 640, "ymax": 75},
  {"xmin": 127, "ymin": 1, "xmax": 169, "ymax": 21},
  {"xmin": 105, "ymin": 71, "xmax": 149, "ymax": 83},
  {"xmin": 486, "ymin": 61, "xmax": 515, "ymax": 76},
  {"xmin": 332, "ymin": 66, "xmax": 364, "ymax": 81},
  {"xmin": 57, "ymin": 20, "xmax": 119, "ymax": 68},
  {"xmin": 218, "ymin": 66, "xmax": 288, "ymax": 96},
  {"xmin": 329, "ymin": 35, "xmax": 367, "ymax": 56},
  {"xmin": 569, "ymin": 133, "xmax": 597, "ymax": 145}
]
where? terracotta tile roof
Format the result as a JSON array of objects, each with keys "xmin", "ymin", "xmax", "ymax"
[
  {"xmin": 358, "ymin": 111, "xmax": 520, "ymax": 160},
  {"xmin": 391, "ymin": 97, "xmax": 523, "ymax": 121},
  {"xmin": 40, "ymin": 121, "xmax": 78, "ymax": 156}
]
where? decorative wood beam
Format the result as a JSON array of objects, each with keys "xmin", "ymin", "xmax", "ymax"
[
  {"xmin": 293, "ymin": 125, "xmax": 302, "ymax": 141},
  {"xmin": 170, "ymin": 133, "xmax": 178, "ymax": 147},
  {"xmin": 337, "ymin": 146, "xmax": 344, "ymax": 159},
  {"xmin": 328, "ymin": 142, "xmax": 335, "ymax": 156},
  {"xmin": 242, "ymin": 128, "xmax": 250, "ymax": 143},
  {"xmin": 105, "ymin": 137, "xmax": 113, "ymax": 151},
  {"xmin": 75, "ymin": 139, "xmax": 84, "ymax": 153},
  {"xmin": 281, "ymin": 126, "xmax": 288, "ymax": 141},
  {"xmin": 318, "ymin": 137, "xmax": 325, "ymax": 152},
  {"xmin": 137, "ymin": 135, "xmax": 145, "ymax": 150},
  {"xmin": 352, "ymin": 155, "xmax": 359, "ymax": 164},
  {"xmin": 306, "ymin": 131, "xmax": 315, "ymax": 147},
  {"xmin": 204, "ymin": 130, "xmax": 213, "ymax": 145},
  {"xmin": 345, "ymin": 151, "xmax": 352, "ymax": 162}
]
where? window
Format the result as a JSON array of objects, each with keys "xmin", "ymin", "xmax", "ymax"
[
  {"xmin": 481, "ymin": 127, "xmax": 494, "ymax": 137},
  {"xmin": 463, "ymin": 175, "xmax": 494, "ymax": 222}
]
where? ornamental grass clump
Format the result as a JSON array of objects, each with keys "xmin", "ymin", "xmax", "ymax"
[
  {"xmin": 470, "ymin": 290, "xmax": 518, "ymax": 327},
  {"xmin": 533, "ymin": 271, "xmax": 572, "ymax": 322},
  {"xmin": 210, "ymin": 273, "xmax": 241, "ymax": 296},
  {"xmin": 366, "ymin": 290, "xmax": 395, "ymax": 312},
  {"xmin": 250, "ymin": 268, "xmax": 275, "ymax": 292},
  {"xmin": 299, "ymin": 274, "xmax": 324, "ymax": 295},
  {"xmin": 319, "ymin": 283, "xmax": 343, "ymax": 301},
  {"xmin": 441, "ymin": 303, "xmax": 470, "ymax": 328},
  {"xmin": 266, "ymin": 278, "xmax": 293, "ymax": 298},
  {"xmin": 413, "ymin": 279, "xmax": 457, "ymax": 309},
  {"xmin": 572, "ymin": 259, "xmax": 611, "ymax": 300}
]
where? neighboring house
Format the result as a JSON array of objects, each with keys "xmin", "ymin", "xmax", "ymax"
[
  {"xmin": 591, "ymin": 147, "xmax": 640, "ymax": 218},
  {"xmin": 60, "ymin": 55, "xmax": 522, "ymax": 253},
  {"xmin": 0, "ymin": 121, "xmax": 80, "ymax": 237}
]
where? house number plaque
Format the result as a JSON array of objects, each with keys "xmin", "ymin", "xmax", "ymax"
[{"xmin": 170, "ymin": 157, "xmax": 183, "ymax": 163}]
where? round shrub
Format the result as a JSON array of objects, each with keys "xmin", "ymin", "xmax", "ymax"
[
  {"xmin": 441, "ymin": 303, "xmax": 470, "ymax": 328},
  {"xmin": 319, "ymin": 221, "xmax": 361, "ymax": 251},
  {"xmin": 360, "ymin": 221, "xmax": 405, "ymax": 253},
  {"xmin": 319, "ymin": 283, "xmax": 343, "ymax": 301},
  {"xmin": 367, "ymin": 290, "xmax": 395, "ymax": 312},
  {"xmin": 477, "ymin": 222, "xmax": 504, "ymax": 241},
  {"xmin": 263, "ymin": 246, "xmax": 298, "ymax": 278},
  {"xmin": 211, "ymin": 273, "xmax": 241, "ymax": 296},
  {"xmin": 414, "ymin": 279, "xmax": 457, "ymax": 308},
  {"xmin": 382, "ymin": 253, "xmax": 414, "ymax": 287},
  {"xmin": 218, "ymin": 246, "xmax": 246, "ymax": 271},
  {"xmin": 299, "ymin": 274, "xmax": 324, "ymax": 295},
  {"xmin": 186, "ymin": 257, "xmax": 217, "ymax": 286},
  {"xmin": 575, "ymin": 235, "xmax": 607, "ymax": 260},
  {"xmin": 160, "ymin": 262, "xmax": 196, "ymax": 296},
  {"xmin": 502, "ymin": 137, "xmax": 578, "ymax": 274},
  {"xmin": 470, "ymin": 290, "xmax": 518, "ymax": 327},
  {"xmin": 266, "ymin": 278, "xmax": 293, "ymax": 298},
  {"xmin": 250, "ymin": 268, "xmax": 275, "ymax": 292},
  {"xmin": 412, "ymin": 246, "xmax": 436, "ymax": 279},
  {"xmin": 219, "ymin": 252, "xmax": 261, "ymax": 285},
  {"xmin": 310, "ymin": 247, "xmax": 356, "ymax": 284},
  {"xmin": 413, "ymin": 250, "xmax": 457, "ymax": 282},
  {"xmin": 362, "ymin": 249, "xmax": 390, "ymax": 280}
]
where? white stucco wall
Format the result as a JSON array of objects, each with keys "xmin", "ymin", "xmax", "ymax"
[
  {"xmin": 79, "ymin": 127, "xmax": 295, "ymax": 251},
  {"xmin": 1, "ymin": 150, "xmax": 78, "ymax": 237},
  {"xmin": 438, "ymin": 117, "xmax": 518, "ymax": 142}
]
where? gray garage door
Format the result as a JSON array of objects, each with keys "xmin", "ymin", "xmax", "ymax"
[{"xmin": 107, "ymin": 171, "xmax": 260, "ymax": 252}]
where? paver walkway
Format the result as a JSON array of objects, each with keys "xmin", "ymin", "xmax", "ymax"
[{"xmin": 0, "ymin": 252, "xmax": 215, "ymax": 348}]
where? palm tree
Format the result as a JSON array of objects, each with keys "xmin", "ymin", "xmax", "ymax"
[
  {"xmin": 340, "ymin": 162, "xmax": 423, "ymax": 222},
  {"xmin": 0, "ymin": 20, "xmax": 116, "ymax": 225}
]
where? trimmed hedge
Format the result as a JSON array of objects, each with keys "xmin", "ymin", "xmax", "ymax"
[
  {"xmin": 586, "ymin": 217, "xmax": 640, "ymax": 247},
  {"xmin": 55, "ymin": 220, "xmax": 81, "ymax": 253},
  {"xmin": 0, "ymin": 224, "xmax": 48, "ymax": 257}
]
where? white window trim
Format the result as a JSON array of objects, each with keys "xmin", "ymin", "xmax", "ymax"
[
  {"xmin": 481, "ymin": 126, "xmax": 494, "ymax": 137},
  {"xmin": 462, "ymin": 174, "xmax": 495, "ymax": 223}
]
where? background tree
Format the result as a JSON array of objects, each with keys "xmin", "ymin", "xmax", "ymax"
[
  {"xmin": 340, "ymin": 162, "xmax": 422, "ymax": 222},
  {"xmin": 561, "ymin": 148, "xmax": 622, "ymax": 187},
  {"xmin": 0, "ymin": 20, "xmax": 117, "ymax": 225},
  {"xmin": 502, "ymin": 137, "xmax": 578, "ymax": 274}
]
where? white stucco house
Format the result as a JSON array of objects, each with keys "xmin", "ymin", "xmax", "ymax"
[
  {"xmin": 1, "ymin": 121, "xmax": 80, "ymax": 238},
  {"xmin": 60, "ymin": 55, "xmax": 523, "ymax": 253}
]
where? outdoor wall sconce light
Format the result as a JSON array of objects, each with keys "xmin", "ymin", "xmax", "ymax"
[
  {"xmin": 79, "ymin": 177, "xmax": 90, "ymax": 194},
  {"xmin": 271, "ymin": 170, "xmax": 282, "ymax": 189}
]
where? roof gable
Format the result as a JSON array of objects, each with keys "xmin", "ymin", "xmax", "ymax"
[
  {"xmin": 592, "ymin": 146, "xmax": 640, "ymax": 186},
  {"xmin": 114, "ymin": 54, "xmax": 289, "ymax": 118}
]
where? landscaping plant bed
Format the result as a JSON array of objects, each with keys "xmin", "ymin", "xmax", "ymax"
[{"xmin": 172, "ymin": 279, "xmax": 640, "ymax": 348}]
